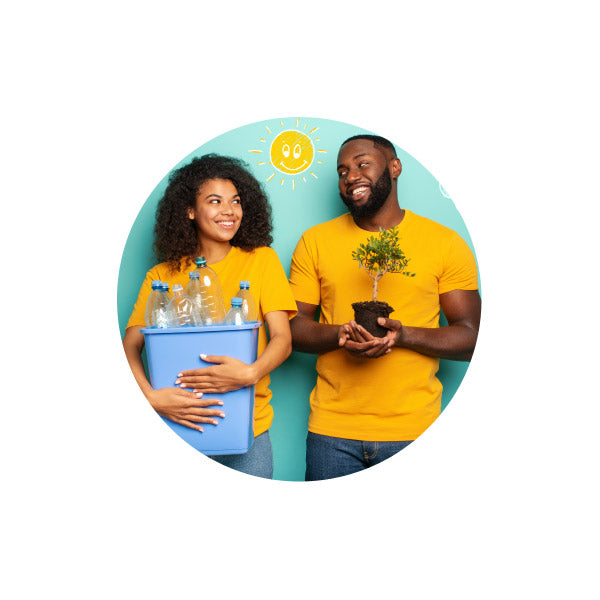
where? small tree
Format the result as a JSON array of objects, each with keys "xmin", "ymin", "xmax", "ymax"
[{"xmin": 352, "ymin": 226, "xmax": 415, "ymax": 302}]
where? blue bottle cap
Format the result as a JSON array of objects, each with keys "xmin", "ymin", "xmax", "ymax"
[
  {"xmin": 239, "ymin": 280, "xmax": 250, "ymax": 289},
  {"xmin": 189, "ymin": 271, "xmax": 199, "ymax": 279},
  {"xmin": 231, "ymin": 297, "xmax": 243, "ymax": 306},
  {"xmin": 160, "ymin": 282, "xmax": 169, "ymax": 291},
  {"xmin": 194, "ymin": 256, "xmax": 207, "ymax": 266},
  {"xmin": 151, "ymin": 280, "xmax": 162, "ymax": 289}
]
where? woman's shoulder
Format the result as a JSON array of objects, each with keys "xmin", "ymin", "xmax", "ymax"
[
  {"xmin": 146, "ymin": 257, "xmax": 191, "ymax": 279},
  {"xmin": 235, "ymin": 245, "xmax": 279, "ymax": 261}
]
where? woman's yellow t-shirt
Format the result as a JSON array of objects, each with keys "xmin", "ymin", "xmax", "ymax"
[{"xmin": 127, "ymin": 246, "xmax": 297, "ymax": 437}]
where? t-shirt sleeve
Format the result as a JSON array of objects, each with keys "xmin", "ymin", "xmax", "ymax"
[
  {"xmin": 259, "ymin": 248, "xmax": 298, "ymax": 320},
  {"xmin": 438, "ymin": 231, "xmax": 479, "ymax": 294},
  {"xmin": 126, "ymin": 267, "xmax": 161, "ymax": 329},
  {"xmin": 289, "ymin": 233, "xmax": 321, "ymax": 305}
]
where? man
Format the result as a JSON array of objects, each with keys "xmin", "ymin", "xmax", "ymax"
[{"xmin": 289, "ymin": 134, "xmax": 481, "ymax": 481}]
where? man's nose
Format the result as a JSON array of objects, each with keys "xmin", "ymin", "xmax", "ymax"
[{"xmin": 346, "ymin": 168, "xmax": 360, "ymax": 183}]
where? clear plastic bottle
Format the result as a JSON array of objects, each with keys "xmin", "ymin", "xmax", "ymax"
[
  {"xmin": 224, "ymin": 297, "xmax": 246, "ymax": 326},
  {"xmin": 191, "ymin": 256, "xmax": 226, "ymax": 325},
  {"xmin": 152, "ymin": 282, "xmax": 171, "ymax": 328},
  {"xmin": 144, "ymin": 280, "xmax": 162, "ymax": 326},
  {"xmin": 185, "ymin": 271, "xmax": 208, "ymax": 325},
  {"xmin": 235, "ymin": 280, "xmax": 258, "ymax": 321},
  {"xmin": 166, "ymin": 284, "xmax": 197, "ymax": 327}
]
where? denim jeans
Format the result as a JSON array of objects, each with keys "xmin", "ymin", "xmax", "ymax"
[
  {"xmin": 305, "ymin": 431, "xmax": 413, "ymax": 481},
  {"xmin": 210, "ymin": 430, "xmax": 273, "ymax": 479}
]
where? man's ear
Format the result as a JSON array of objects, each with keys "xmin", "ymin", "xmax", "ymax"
[{"xmin": 390, "ymin": 157, "xmax": 402, "ymax": 180}]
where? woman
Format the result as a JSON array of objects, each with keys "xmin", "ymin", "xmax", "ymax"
[{"xmin": 122, "ymin": 154, "xmax": 297, "ymax": 478}]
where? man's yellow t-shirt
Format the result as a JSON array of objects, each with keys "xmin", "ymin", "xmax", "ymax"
[
  {"xmin": 127, "ymin": 246, "xmax": 297, "ymax": 437},
  {"xmin": 289, "ymin": 210, "xmax": 479, "ymax": 441}
]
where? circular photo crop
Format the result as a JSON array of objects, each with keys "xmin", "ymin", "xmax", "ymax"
[{"xmin": 117, "ymin": 117, "xmax": 481, "ymax": 482}]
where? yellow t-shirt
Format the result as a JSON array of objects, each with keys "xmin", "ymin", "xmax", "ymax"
[
  {"xmin": 127, "ymin": 246, "xmax": 297, "ymax": 437},
  {"xmin": 289, "ymin": 210, "xmax": 479, "ymax": 441}
]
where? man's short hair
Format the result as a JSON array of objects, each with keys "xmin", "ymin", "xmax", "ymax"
[{"xmin": 340, "ymin": 134, "xmax": 397, "ymax": 158}]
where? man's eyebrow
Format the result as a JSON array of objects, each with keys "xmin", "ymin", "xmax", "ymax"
[{"xmin": 337, "ymin": 153, "xmax": 369, "ymax": 169}]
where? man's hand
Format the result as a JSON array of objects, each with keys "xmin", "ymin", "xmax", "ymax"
[
  {"xmin": 175, "ymin": 355, "xmax": 256, "ymax": 394},
  {"xmin": 339, "ymin": 321, "xmax": 391, "ymax": 358},
  {"xmin": 377, "ymin": 317, "xmax": 404, "ymax": 349}
]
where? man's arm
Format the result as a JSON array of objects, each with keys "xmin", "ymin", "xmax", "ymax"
[{"xmin": 376, "ymin": 289, "xmax": 481, "ymax": 361}]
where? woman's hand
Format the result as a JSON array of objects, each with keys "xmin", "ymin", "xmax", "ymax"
[
  {"xmin": 148, "ymin": 387, "xmax": 226, "ymax": 432},
  {"xmin": 175, "ymin": 355, "xmax": 257, "ymax": 394}
]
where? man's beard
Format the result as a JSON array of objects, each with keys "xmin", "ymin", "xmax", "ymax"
[{"xmin": 340, "ymin": 166, "xmax": 392, "ymax": 218}]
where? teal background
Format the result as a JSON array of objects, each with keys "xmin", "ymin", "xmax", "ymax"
[{"xmin": 117, "ymin": 116, "xmax": 479, "ymax": 482}]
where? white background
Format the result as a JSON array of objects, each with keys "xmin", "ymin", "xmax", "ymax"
[{"xmin": 1, "ymin": 1, "xmax": 598, "ymax": 598}]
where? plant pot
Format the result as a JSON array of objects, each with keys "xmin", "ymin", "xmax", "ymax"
[{"xmin": 351, "ymin": 301, "xmax": 394, "ymax": 337}]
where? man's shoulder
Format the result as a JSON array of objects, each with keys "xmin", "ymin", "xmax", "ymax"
[
  {"xmin": 300, "ymin": 213, "xmax": 352, "ymax": 239},
  {"xmin": 406, "ymin": 210, "xmax": 466, "ymax": 244}
]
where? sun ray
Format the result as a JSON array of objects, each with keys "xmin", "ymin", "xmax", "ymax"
[
  {"xmin": 266, "ymin": 173, "xmax": 275, "ymax": 182},
  {"xmin": 295, "ymin": 118, "xmax": 299, "ymax": 127},
  {"xmin": 265, "ymin": 126, "xmax": 271, "ymax": 134},
  {"xmin": 249, "ymin": 150, "xmax": 262, "ymax": 154},
  {"xmin": 292, "ymin": 179, "xmax": 295, "ymax": 191},
  {"xmin": 310, "ymin": 172, "xmax": 318, "ymax": 179},
  {"xmin": 280, "ymin": 121, "xmax": 284, "ymax": 127},
  {"xmin": 257, "ymin": 161, "xmax": 266, "ymax": 165},
  {"xmin": 318, "ymin": 149, "xmax": 327, "ymax": 153},
  {"xmin": 310, "ymin": 127, "xmax": 318, "ymax": 133},
  {"xmin": 280, "ymin": 177, "xmax": 285, "ymax": 185},
  {"xmin": 302, "ymin": 176, "xmax": 307, "ymax": 182},
  {"xmin": 260, "ymin": 138, "xmax": 265, "ymax": 142}
]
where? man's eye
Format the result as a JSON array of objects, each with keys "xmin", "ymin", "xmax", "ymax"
[{"xmin": 338, "ymin": 171, "xmax": 347, "ymax": 178}]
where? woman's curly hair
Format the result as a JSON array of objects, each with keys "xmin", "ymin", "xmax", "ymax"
[{"xmin": 153, "ymin": 154, "xmax": 273, "ymax": 271}]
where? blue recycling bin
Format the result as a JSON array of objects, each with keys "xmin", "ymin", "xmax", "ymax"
[{"xmin": 141, "ymin": 322, "xmax": 261, "ymax": 455}]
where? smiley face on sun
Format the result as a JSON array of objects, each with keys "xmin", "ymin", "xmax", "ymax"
[
  {"xmin": 270, "ymin": 130, "xmax": 315, "ymax": 175},
  {"xmin": 249, "ymin": 118, "xmax": 327, "ymax": 190}
]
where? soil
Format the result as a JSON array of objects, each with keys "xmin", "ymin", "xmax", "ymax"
[{"xmin": 351, "ymin": 301, "xmax": 394, "ymax": 337}]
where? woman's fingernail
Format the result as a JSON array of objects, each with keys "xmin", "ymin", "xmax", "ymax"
[
  {"xmin": 200, "ymin": 354, "xmax": 207, "ymax": 359},
  {"xmin": 198, "ymin": 427, "xmax": 204, "ymax": 432},
  {"xmin": 195, "ymin": 392, "xmax": 203, "ymax": 397},
  {"xmin": 219, "ymin": 413, "xmax": 226, "ymax": 418},
  {"xmin": 175, "ymin": 379, "xmax": 180, "ymax": 384},
  {"xmin": 212, "ymin": 420, "xmax": 218, "ymax": 425},
  {"xmin": 217, "ymin": 401, "xmax": 223, "ymax": 405},
  {"xmin": 177, "ymin": 373, "xmax": 183, "ymax": 377}
]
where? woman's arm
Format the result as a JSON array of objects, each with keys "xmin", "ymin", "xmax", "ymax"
[
  {"xmin": 122, "ymin": 326, "xmax": 226, "ymax": 431},
  {"xmin": 175, "ymin": 310, "xmax": 292, "ymax": 393}
]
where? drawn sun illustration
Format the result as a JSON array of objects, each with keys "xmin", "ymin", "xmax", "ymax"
[{"xmin": 249, "ymin": 118, "xmax": 327, "ymax": 190}]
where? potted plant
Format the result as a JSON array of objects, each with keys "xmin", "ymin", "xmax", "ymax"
[{"xmin": 351, "ymin": 226, "xmax": 415, "ymax": 337}]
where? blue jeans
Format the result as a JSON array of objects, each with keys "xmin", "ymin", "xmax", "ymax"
[
  {"xmin": 305, "ymin": 431, "xmax": 413, "ymax": 481},
  {"xmin": 210, "ymin": 430, "xmax": 273, "ymax": 479}
]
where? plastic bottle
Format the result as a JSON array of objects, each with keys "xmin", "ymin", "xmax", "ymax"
[
  {"xmin": 144, "ymin": 280, "xmax": 162, "ymax": 326},
  {"xmin": 152, "ymin": 282, "xmax": 171, "ymax": 328},
  {"xmin": 235, "ymin": 280, "xmax": 258, "ymax": 321},
  {"xmin": 185, "ymin": 271, "xmax": 208, "ymax": 325},
  {"xmin": 224, "ymin": 297, "xmax": 246, "ymax": 326},
  {"xmin": 191, "ymin": 256, "xmax": 226, "ymax": 325},
  {"xmin": 166, "ymin": 284, "xmax": 198, "ymax": 327}
]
